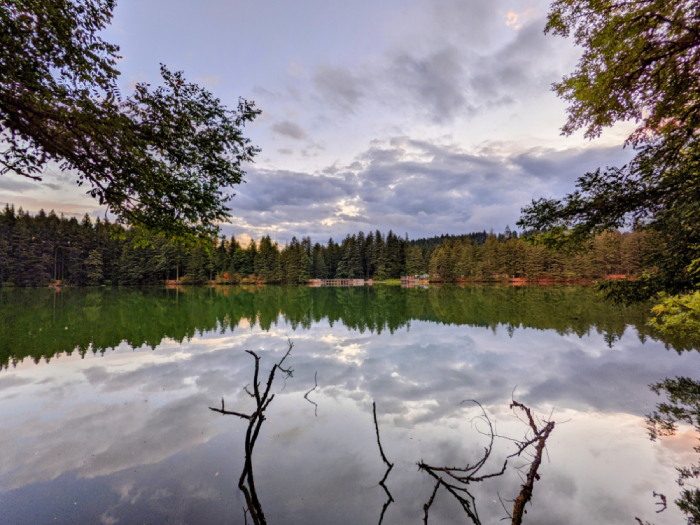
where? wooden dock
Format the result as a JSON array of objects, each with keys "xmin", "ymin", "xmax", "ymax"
[
  {"xmin": 401, "ymin": 276, "xmax": 429, "ymax": 284},
  {"xmin": 309, "ymin": 279, "xmax": 365, "ymax": 287}
]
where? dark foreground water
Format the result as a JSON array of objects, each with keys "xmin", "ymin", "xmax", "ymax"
[{"xmin": 0, "ymin": 285, "xmax": 698, "ymax": 525}]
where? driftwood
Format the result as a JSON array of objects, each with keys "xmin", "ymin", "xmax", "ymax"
[
  {"xmin": 418, "ymin": 399, "xmax": 555, "ymax": 525},
  {"xmin": 209, "ymin": 340, "xmax": 294, "ymax": 525},
  {"xmin": 373, "ymin": 402, "xmax": 394, "ymax": 524}
]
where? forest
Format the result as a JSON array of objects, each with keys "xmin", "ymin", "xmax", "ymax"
[{"xmin": 0, "ymin": 204, "xmax": 653, "ymax": 287}]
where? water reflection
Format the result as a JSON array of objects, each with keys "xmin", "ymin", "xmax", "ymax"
[
  {"xmin": 207, "ymin": 344, "xmax": 556, "ymax": 525},
  {"xmin": 0, "ymin": 285, "xmax": 697, "ymax": 524},
  {"xmin": 1, "ymin": 285, "xmax": 659, "ymax": 368},
  {"xmin": 646, "ymin": 377, "xmax": 700, "ymax": 524}
]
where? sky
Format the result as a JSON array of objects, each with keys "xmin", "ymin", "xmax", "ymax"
[{"xmin": 2, "ymin": 0, "xmax": 637, "ymax": 245}]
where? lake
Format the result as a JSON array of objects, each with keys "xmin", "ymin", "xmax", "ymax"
[{"xmin": 0, "ymin": 285, "xmax": 697, "ymax": 525}]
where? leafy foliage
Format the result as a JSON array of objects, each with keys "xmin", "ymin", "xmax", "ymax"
[
  {"xmin": 546, "ymin": 0, "xmax": 700, "ymax": 146},
  {"xmin": 519, "ymin": 0, "xmax": 700, "ymax": 302},
  {"xmin": 0, "ymin": 0, "xmax": 260, "ymax": 240},
  {"xmin": 648, "ymin": 291, "xmax": 700, "ymax": 351}
]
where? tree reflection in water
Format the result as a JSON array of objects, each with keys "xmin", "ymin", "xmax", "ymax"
[
  {"xmin": 372, "ymin": 401, "xmax": 394, "ymax": 525},
  {"xmin": 1, "ymin": 284, "xmax": 660, "ymax": 369},
  {"xmin": 643, "ymin": 377, "xmax": 700, "ymax": 525},
  {"xmin": 208, "ymin": 343, "xmax": 558, "ymax": 525}
]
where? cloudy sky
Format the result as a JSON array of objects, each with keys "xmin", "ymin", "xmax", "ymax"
[{"xmin": 3, "ymin": 0, "xmax": 637, "ymax": 244}]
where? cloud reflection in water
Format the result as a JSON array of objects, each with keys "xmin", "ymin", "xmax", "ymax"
[{"xmin": 0, "ymin": 286, "xmax": 697, "ymax": 524}]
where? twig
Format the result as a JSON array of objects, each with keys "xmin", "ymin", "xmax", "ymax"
[
  {"xmin": 208, "ymin": 397, "xmax": 251, "ymax": 419},
  {"xmin": 497, "ymin": 492, "xmax": 513, "ymax": 520},
  {"xmin": 304, "ymin": 371, "xmax": 318, "ymax": 417},
  {"xmin": 654, "ymin": 491, "xmax": 667, "ymax": 513},
  {"xmin": 423, "ymin": 478, "xmax": 441, "ymax": 524}
]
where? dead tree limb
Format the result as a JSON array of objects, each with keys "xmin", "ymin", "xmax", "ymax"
[
  {"xmin": 373, "ymin": 402, "xmax": 394, "ymax": 525},
  {"xmin": 418, "ymin": 399, "xmax": 555, "ymax": 525},
  {"xmin": 509, "ymin": 401, "xmax": 555, "ymax": 525},
  {"xmin": 208, "ymin": 339, "xmax": 294, "ymax": 525}
]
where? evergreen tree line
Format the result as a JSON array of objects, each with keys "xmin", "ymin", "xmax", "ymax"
[
  {"xmin": 0, "ymin": 205, "xmax": 653, "ymax": 287},
  {"xmin": 425, "ymin": 230, "xmax": 652, "ymax": 282}
]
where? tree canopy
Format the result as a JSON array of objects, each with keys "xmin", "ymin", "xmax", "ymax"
[
  {"xmin": 0, "ymin": 0, "xmax": 260, "ymax": 240},
  {"xmin": 518, "ymin": 0, "xmax": 700, "ymax": 302}
]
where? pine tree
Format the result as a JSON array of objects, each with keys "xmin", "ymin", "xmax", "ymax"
[
  {"xmin": 406, "ymin": 245, "xmax": 424, "ymax": 276},
  {"xmin": 85, "ymin": 249, "xmax": 104, "ymax": 285},
  {"xmin": 255, "ymin": 236, "xmax": 282, "ymax": 283},
  {"xmin": 312, "ymin": 243, "xmax": 327, "ymax": 279}
]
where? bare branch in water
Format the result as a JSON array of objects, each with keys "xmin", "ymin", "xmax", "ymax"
[
  {"xmin": 304, "ymin": 371, "xmax": 318, "ymax": 417},
  {"xmin": 209, "ymin": 397, "xmax": 252, "ymax": 419},
  {"xmin": 418, "ymin": 399, "xmax": 556, "ymax": 525},
  {"xmin": 509, "ymin": 401, "xmax": 555, "ymax": 525},
  {"xmin": 208, "ymin": 339, "xmax": 294, "ymax": 525},
  {"xmin": 423, "ymin": 478, "xmax": 441, "ymax": 524},
  {"xmin": 373, "ymin": 402, "xmax": 394, "ymax": 524}
]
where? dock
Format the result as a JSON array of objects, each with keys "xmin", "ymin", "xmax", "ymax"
[{"xmin": 309, "ymin": 279, "xmax": 365, "ymax": 287}]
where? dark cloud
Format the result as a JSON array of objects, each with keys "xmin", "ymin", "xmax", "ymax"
[
  {"xmin": 252, "ymin": 85, "xmax": 283, "ymax": 100},
  {"xmin": 271, "ymin": 121, "xmax": 308, "ymax": 140},
  {"xmin": 467, "ymin": 20, "xmax": 560, "ymax": 106},
  {"xmin": 313, "ymin": 65, "xmax": 365, "ymax": 111},
  {"xmin": 0, "ymin": 176, "xmax": 35, "ymax": 193},
  {"xmin": 0, "ymin": 375, "xmax": 33, "ymax": 391},
  {"xmin": 305, "ymin": 12, "xmax": 570, "ymax": 122},
  {"xmin": 389, "ymin": 48, "xmax": 468, "ymax": 122},
  {"xmin": 229, "ymin": 137, "xmax": 634, "ymax": 243}
]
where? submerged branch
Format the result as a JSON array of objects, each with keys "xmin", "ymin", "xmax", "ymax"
[
  {"xmin": 373, "ymin": 401, "xmax": 394, "ymax": 525},
  {"xmin": 418, "ymin": 399, "xmax": 556, "ymax": 525},
  {"xmin": 304, "ymin": 371, "xmax": 318, "ymax": 417},
  {"xmin": 509, "ymin": 401, "xmax": 555, "ymax": 525},
  {"xmin": 208, "ymin": 339, "xmax": 294, "ymax": 525}
]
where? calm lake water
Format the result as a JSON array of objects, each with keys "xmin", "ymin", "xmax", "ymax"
[{"xmin": 0, "ymin": 285, "xmax": 698, "ymax": 525}]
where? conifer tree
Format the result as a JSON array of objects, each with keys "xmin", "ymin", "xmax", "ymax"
[
  {"xmin": 85, "ymin": 249, "xmax": 104, "ymax": 285},
  {"xmin": 406, "ymin": 245, "xmax": 425, "ymax": 276},
  {"xmin": 312, "ymin": 243, "xmax": 327, "ymax": 279}
]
